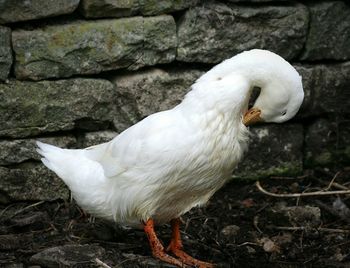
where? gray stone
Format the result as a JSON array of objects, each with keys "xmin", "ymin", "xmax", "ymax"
[
  {"xmin": 9, "ymin": 211, "xmax": 49, "ymax": 230},
  {"xmin": 295, "ymin": 63, "xmax": 350, "ymax": 118},
  {"xmin": 0, "ymin": 234, "xmax": 33, "ymax": 250},
  {"xmin": 79, "ymin": 0, "xmax": 199, "ymax": 18},
  {"xmin": 112, "ymin": 67, "xmax": 204, "ymax": 131},
  {"xmin": 227, "ymin": 0, "xmax": 287, "ymax": 1},
  {"xmin": 220, "ymin": 225, "xmax": 240, "ymax": 240},
  {"xmin": 0, "ymin": 26, "xmax": 12, "ymax": 81},
  {"xmin": 0, "ymin": 0, "xmax": 79, "ymax": 23},
  {"xmin": 0, "ymin": 79, "xmax": 116, "ymax": 138},
  {"xmin": 140, "ymin": 0, "xmax": 199, "ymax": 16},
  {"xmin": 0, "ymin": 164, "xmax": 69, "ymax": 203},
  {"xmin": 301, "ymin": 1, "xmax": 350, "ymax": 61},
  {"xmin": 235, "ymin": 124, "xmax": 303, "ymax": 179},
  {"xmin": 305, "ymin": 118, "xmax": 350, "ymax": 167},
  {"xmin": 30, "ymin": 244, "xmax": 105, "ymax": 268},
  {"xmin": 312, "ymin": 63, "xmax": 350, "ymax": 115},
  {"xmin": 269, "ymin": 204, "xmax": 321, "ymax": 228},
  {"xmin": 2, "ymin": 263, "xmax": 25, "ymax": 268},
  {"xmin": 294, "ymin": 65, "xmax": 314, "ymax": 118},
  {"xmin": 177, "ymin": 2, "xmax": 308, "ymax": 63},
  {"xmin": 79, "ymin": 0, "xmax": 139, "ymax": 18},
  {"xmin": 82, "ymin": 131, "xmax": 118, "ymax": 148},
  {"xmin": 12, "ymin": 16, "xmax": 176, "ymax": 80},
  {"xmin": 0, "ymin": 136, "xmax": 76, "ymax": 165}
]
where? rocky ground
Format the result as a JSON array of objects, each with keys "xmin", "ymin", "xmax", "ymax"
[{"xmin": 1, "ymin": 167, "xmax": 349, "ymax": 268}]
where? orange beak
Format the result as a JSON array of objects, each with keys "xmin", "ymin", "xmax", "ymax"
[{"xmin": 243, "ymin": 107, "xmax": 263, "ymax": 126}]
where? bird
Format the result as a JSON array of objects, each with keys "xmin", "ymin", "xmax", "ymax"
[{"xmin": 37, "ymin": 49, "xmax": 304, "ymax": 268}]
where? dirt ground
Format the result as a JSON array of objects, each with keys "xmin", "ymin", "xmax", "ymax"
[{"xmin": 1, "ymin": 167, "xmax": 349, "ymax": 268}]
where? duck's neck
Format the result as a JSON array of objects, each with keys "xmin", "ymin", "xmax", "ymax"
[{"xmin": 178, "ymin": 52, "xmax": 287, "ymax": 123}]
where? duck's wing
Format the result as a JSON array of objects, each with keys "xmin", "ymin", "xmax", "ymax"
[{"xmin": 88, "ymin": 109, "xmax": 199, "ymax": 180}]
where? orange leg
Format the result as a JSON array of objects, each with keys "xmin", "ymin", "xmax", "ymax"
[
  {"xmin": 167, "ymin": 218, "xmax": 214, "ymax": 268},
  {"xmin": 143, "ymin": 219, "xmax": 186, "ymax": 267}
]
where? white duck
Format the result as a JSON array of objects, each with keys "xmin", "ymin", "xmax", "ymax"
[{"xmin": 37, "ymin": 49, "xmax": 304, "ymax": 268}]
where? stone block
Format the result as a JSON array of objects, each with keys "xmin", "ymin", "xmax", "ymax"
[
  {"xmin": 0, "ymin": 164, "xmax": 69, "ymax": 203},
  {"xmin": 227, "ymin": 0, "xmax": 287, "ymax": 2},
  {"xmin": 235, "ymin": 124, "xmax": 303, "ymax": 179},
  {"xmin": 177, "ymin": 2, "xmax": 308, "ymax": 63},
  {"xmin": 301, "ymin": 1, "xmax": 350, "ymax": 61},
  {"xmin": 0, "ymin": 79, "xmax": 116, "ymax": 138},
  {"xmin": 79, "ymin": 0, "xmax": 199, "ymax": 18},
  {"xmin": 295, "ymin": 63, "xmax": 350, "ymax": 118},
  {"xmin": 305, "ymin": 118, "xmax": 350, "ymax": 167},
  {"xmin": 82, "ymin": 131, "xmax": 118, "ymax": 147},
  {"xmin": 0, "ymin": 136, "xmax": 76, "ymax": 166},
  {"xmin": 0, "ymin": 0, "xmax": 79, "ymax": 23},
  {"xmin": 112, "ymin": 67, "xmax": 204, "ymax": 131},
  {"xmin": 12, "ymin": 16, "xmax": 176, "ymax": 80},
  {"xmin": 0, "ymin": 26, "xmax": 12, "ymax": 81}
]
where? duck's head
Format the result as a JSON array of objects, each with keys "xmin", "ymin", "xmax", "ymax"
[
  {"xmin": 239, "ymin": 50, "xmax": 304, "ymax": 125},
  {"xmin": 196, "ymin": 49, "xmax": 304, "ymax": 126},
  {"xmin": 242, "ymin": 67, "xmax": 304, "ymax": 125}
]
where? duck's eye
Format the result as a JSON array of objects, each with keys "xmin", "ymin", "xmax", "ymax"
[{"xmin": 282, "ymin": 110, "xmax": 287, "ymax": 116}]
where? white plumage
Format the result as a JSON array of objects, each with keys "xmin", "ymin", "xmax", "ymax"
[{"xmin": 37, "ymin": 49, "xmax": 304, "ymax": 227}]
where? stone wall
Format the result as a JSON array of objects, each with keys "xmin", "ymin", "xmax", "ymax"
[{"xmin": 0, "ymin": 0, "xmax": 349, "ymax": 203}]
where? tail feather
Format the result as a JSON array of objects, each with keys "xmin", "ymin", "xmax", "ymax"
[
  {"xmin": 36, "ymin": 141, "xmax": 77, "ymax": 180},
  {"xmin": 36, "ymin": 141, "xmax": 106, "ymax": 189}
]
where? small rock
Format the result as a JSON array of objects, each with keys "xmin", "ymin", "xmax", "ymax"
[
  {"xmin": 220, "ymin": 225, "xmax": 240, "ymax": 239},
  {"xmin": 0, "ymin": 233, "xmax": 33, "ymax": 250},
  {"xmin": 332, "ymin": 198, "xmax": 350, "ymax": 218},
  {"xmin": 269, "ymin": 204, "xmax": 321, "ymax": 228},
  {"xmin": 30, "ymin": 244, "xmax": 105, "ymax": 268},
  {"xmin": 9, "ymin": 211, "xmax": 50, "ymax": 232},
  {"xmin": 259, "ymin": 237, "xmax": 280, "ymax": 253}
]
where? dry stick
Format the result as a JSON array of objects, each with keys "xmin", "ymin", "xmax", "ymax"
[
  {"xmin": 255, "ymin": 181, "xmax": 350, "ymax": 198},
  {"xmin": 323, "ymin": 171, "xmax": 341, "ymax": 191},
  {"xmin": 268, "ymin": 226, "xmax": 350, "ymax": 234},
  {"xmin": 11, "ymin": 200, "xmax": 45, "ymax": 218},
  {"xmin": 95, "ymin": 258, "xmax": 112, "ymax": 268}
]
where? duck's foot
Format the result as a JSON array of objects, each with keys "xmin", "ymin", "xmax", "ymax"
[
  {"xmin": 167, "ymin": 244, "xmax": 214, "ymax": 268},
  {"xmin": 166, "ymin": 218, "xmax": 214, "ymax": 268},
  {"xmin": 144, "ymin": 219, "xmax": 188, "ymax": 267}
]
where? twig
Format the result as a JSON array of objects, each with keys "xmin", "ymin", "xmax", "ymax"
[
  {"xmin": 95, "ymin": 258, "xmax": 112, "ymax": 268},
  {"xmin": 270, "ymin": 174, "xmax": 308, "ymax": 180},
  {"xmin": 323, "ymin": 171, "xmax": 341, "ymax": 191},
  {"xmin": 0, "ymin": 203, "xmax": 16, "ymax": 218},
  {"xmin": 253, "ymin": 215, "xmax": 263, "ymax": 234},
  {"xmin": 11, "ymin": 200, "xmax": 45, "ymax": 218},
  {"xmin": 256, "ymin": 181, "xmax": 350, "ymax": 198},
  {"xmin": 268, "ymin": 226, "xmax": 350, "ymax": 234}
]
